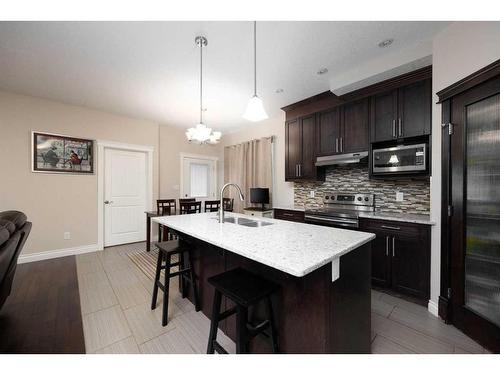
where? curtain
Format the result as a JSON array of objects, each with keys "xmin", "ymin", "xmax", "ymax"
[{"xmin": 224, "ymin": 137, "xmax": 274, "ymax": 213}]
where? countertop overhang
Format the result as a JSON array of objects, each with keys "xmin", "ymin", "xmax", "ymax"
[{"xmin": 153, "ymin": 212, "xmax": 375, "ymax": 279}]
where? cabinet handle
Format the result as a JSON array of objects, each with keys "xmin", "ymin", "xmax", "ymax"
[
  {"xmin": 340, "ymin": 137, "xmax": 343, "ymax": 152},
  {"xmin": 381, "ymin": 225, "xmax": 401, "ymax": 231},
  {"xmin": 392, "ymin": 236, "xmax": 396, "ymax": 257},
  {"xmin": 385, "ymin": 236, "xmax": 389, "ymax": 256},
  {"xmin": 298, "ymin": 164, "xmax": 301, "ymax": 177},
  {"xmin": 335, "ymin": 138, "xmax": 339, "ymax": 153},
  {"xmin": 398, "ymin": 118, "xmax": 403, "ymax": 137},
  {"xmin": 295, "ymin": 164, "xmax": 299, "ymax": 177},
  {"xmin": 392, "ymin": 119, "xmax": 396, "ymax": 138}
]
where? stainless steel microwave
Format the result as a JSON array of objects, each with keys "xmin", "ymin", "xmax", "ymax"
[{"xmin": 372, "ymin": 143, "xmax": 427, "ymax": 174}]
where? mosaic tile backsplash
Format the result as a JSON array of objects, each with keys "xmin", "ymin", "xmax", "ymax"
[{"xmin": 294, "ymin": 162, "xmax": 430, "ymax": 214}]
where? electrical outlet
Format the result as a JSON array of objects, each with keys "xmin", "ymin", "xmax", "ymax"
[
  {"xmin": 396, "ymin": 192, "xmax": 404, "ymax": 202},
  {"xmin": 309, "ymin": 190, "xmax": 315, "ymax": 198},
  {"xmin": 64, "ymin": 232, "xmax": 71, "ymax": 240}
]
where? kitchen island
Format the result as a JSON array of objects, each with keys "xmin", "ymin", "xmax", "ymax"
[{"xmin": 152, "ymin": 212, "xmax": 375, "ymax": 353}]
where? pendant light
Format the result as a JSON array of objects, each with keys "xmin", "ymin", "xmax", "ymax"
[
  {"xmin": 243, "ymin": 21, "xmax": 268, "ymax": 122},
  {"xmin": 186, "ymin": 36, "xmax": 222, "ymax": 144}
]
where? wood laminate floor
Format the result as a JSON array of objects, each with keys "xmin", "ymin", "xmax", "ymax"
[{"xmin": 0, "ymin": 256, "xmax": 85, "ymax": 353}]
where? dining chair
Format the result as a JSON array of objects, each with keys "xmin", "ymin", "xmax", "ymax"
[
  {"xmin": 204, "ymin": 200, "xmax": 220, "ymax": 213},
  {"xmin": 180, "ymin": 201, "xmax": 202, "ymax": 215},
  {"xmin": 179, "ymin": 198, "xmax": 196, "ymax": 205},
  {"xmin": 223, "ymin": 198, "xmax": 234, "ymax": 212},
  {"xmin": 157, "ymin": 199, "xmax": 176, "ymax": 241}
]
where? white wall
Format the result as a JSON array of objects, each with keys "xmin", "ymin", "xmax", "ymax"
[
  {"xmin": 220, "ymin": 114, "xmax": 294, "ymax": 208},
  {"xmin": 429, "ymin": 21, "xmax": 500, "ymax": 314}
]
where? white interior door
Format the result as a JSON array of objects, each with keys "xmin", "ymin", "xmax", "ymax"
[
  {"xmin": 104, "ymin": 148, "xmax": 147, "ymax": 246},
  {"xmin": 181, "ymin": 156, "xmax": 217, "ymax": 202}
]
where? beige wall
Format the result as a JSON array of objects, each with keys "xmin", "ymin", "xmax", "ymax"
[
  {"xmin": 429, "ymin": 21, "xmax": 500, "ymax": 310},
  {"xmin": 221, "ymin": 115, "xmax": 294, "ymax": 208},
  {"xmin": 0, "ymin": 91, "xmax": 160, "ymax": 255},
  {"xmin": 158, "ymin": 125, "xmax": 223, "ymax": 199}
]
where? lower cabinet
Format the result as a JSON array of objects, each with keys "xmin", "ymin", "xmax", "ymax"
[
  {"xmin": 273, "ymin": 209, "xmax": 305, "ymax": 222},
  {"xmin": 359, "ymin": 218, "xmax": 430, "ymax": 301}
]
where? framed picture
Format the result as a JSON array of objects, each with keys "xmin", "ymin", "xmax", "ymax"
[{"xmin": 32, "ymin": 131, "xmax": 94, "ymax": 174}]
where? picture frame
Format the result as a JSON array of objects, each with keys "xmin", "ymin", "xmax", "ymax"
[{"xmin": 32, "ymin": 131, "xmax": 94, "ymax": 174}]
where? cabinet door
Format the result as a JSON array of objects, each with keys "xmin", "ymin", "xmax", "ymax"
[
  {"xmin": 391, "ymin": 226, "xmax": 430, "ymax": 300},
  {"xmin": 286, "ymin": 118, "xmax": 301, "ymax": 179},
  {"xmin": 397, "ymin": 79, "xmax": 431, "ymax": 138},
  {"xmin": 342, "ymin": 98, "xmax": 369, "ymax": 153},
  {"xmin": 317, "ymin": 108, "xmax": 341, "ymax": 155},
  {"xmin": 371, "ymin": 90, "xmax": 398, "ymax": 142},
  {"xmin": 370, "ymin": 231, "xmax": 392, "ymax": 288},
  {"xmin": 300, "ymin": 114, "xmax": 316, "ymax": 178}
]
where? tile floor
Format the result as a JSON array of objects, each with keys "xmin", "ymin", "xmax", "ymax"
[{"xmin": 76, "ymin": 242, "xmax": 488, "ymax": 354}]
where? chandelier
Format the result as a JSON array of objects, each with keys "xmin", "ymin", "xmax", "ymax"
[{"xmin": 186, "ymin": 36, "xmax": 222, "ymax": 144}]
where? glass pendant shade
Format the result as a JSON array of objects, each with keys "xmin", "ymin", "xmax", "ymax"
[{"xmin": 243, "ymin": 95, "xmax": 268, "ymax": 122}]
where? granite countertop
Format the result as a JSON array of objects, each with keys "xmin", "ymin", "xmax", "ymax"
[
  {"xmin": 359, "ymin": 212, "xmax": 435, "ymax": 225},
  {"xmin": 153, "ymin": 212, "xmax": 375, "ymax": 278}
]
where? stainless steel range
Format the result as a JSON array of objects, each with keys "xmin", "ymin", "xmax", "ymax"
[{"xmin": 304, "ymin": 193, "xmax": 375, "ymax": 229}]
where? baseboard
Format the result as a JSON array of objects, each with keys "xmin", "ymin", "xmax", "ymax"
[
  {"xmin": 428, "ymin": 299, "xmax": 439, "ymax": 317},
  {"xmin": 18, "ymin": 243, "xmax": 102, "ymax": 264}
]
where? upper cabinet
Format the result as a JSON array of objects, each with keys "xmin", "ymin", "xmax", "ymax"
[
  {"xmin": 285, "ymin": 114, "xmax": 322, "ymax": 181},
  {"xmin": 282, "ymin": 67, "xmax": 432, "ymax": 181},
  {"xmin": 342, "ymin": 98, "xmax": 369, "ymax": 153},
  {"xmin": 317, "ymin": 108, "xmax": 341, "ymax": 156},
  {"xmin": 371, "ymin": 79, "xmax": 431, "ymax": 142},
  {"xmin": 316, "ymin": 99, "xmax": 369, "ymax": 155}
]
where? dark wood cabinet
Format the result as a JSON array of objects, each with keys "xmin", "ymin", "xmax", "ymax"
[
  {"xmin": 371, "ymin": 90, "xmax": 398, "ymax": 142},
  {"xmin": 342, "ymin": 98, "xmax": 369, "ymax": 153},
  {"xmin": 273, "ymin": 208, "xmax": 305, "ymax": 222},
  {"xmin": 285, "ymin": 118, "xmax": 301, "ymax": 179},
  {"xmin": 317, "ymin": 108, "xmax": 341, "ymax": 156},
  {"xmin": 371, "ymin": 79, "xmax": 431, "ymax": 143},
  {"xmin": 285, "ymin": 115, "xmax": 323, "ymax": 181},
  {"xmin": 398, "ymin": 79, "xmax": 432, "ymax": 138},
  {"xmin": 359, "ymin": 218, "xmax": 430, "ymax": 301}
]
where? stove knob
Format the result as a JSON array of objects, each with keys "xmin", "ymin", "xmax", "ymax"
[
  {"xmin": 364, "ymin": 197, "xmax": 370, "ymax": 202},
  {"xmin": 330, "ymin": 196, "xmax": 335, "ymax": 200},
  {"xmin": 325, "ymin": 196, "xmax": 330, "ymax": 200},
  {"xmin": 357, "ymin": 197, "xmax": 362, "ymax": 201}
]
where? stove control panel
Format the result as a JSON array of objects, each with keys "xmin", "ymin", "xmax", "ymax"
[{"xmin": 323, "ymin": 193, "xmax": 374, "ymax": 206}]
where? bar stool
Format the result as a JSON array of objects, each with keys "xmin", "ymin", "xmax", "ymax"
[
  {"xmin": 151, "ymin": 240, "xmax": 200, "ymax": 326},
  {"xmin": 206, "ymin": 268, "xmax": 280, "ymax": 354}
]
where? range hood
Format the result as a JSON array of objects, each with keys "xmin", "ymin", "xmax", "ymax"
[{"xmin": 315, "ymin": 152, "xmax": 368, "ymax": 167}]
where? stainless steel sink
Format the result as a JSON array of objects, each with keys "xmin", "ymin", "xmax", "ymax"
[{"xmin": 220, "ymin": 216, "xmax": 273, "ymax": 227}]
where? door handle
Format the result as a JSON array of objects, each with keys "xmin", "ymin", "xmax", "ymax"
[
  {"xmin": 381, "ymin": 225, "xmax": 401, "ymax": 231},
  {"xmin": 385, "ymin": 236, "xmax": 389, "ymax": 256},
  {"xmin": 104, "ymin": 200, "xmax": 114, "ymax": 204},
  {"xmin": 398, "ymin": 118, "xmax": 403, "ymax": 137},
  {"xmin": 392, "ymin": 236, "xmax": 396, "ymax": 257}
]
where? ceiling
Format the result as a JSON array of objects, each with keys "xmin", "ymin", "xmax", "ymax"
[{"xmin": 0, "ymin": 21, "xmax": 449, "ymax": 132}]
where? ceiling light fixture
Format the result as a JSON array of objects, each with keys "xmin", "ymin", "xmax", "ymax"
[
  {"xmin": 378, "ymin": 38, "xmax": 394, "ymax": 48},
  {"xmin": 186, "ymin": 36, "xmax": 221, "ymax": 145},
  {"xmin": 243, "ymin": 21, "xmax": 268, "ymax": 122},
  {"xmin": 317, "ymin": 68, "xmax": 328, "ymax": 75}
]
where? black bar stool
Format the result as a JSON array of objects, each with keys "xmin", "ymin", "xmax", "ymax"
[
  {"xmin": 151, "ymin": 240, "xmax": 200, "ymax": 326},
  {"xmin": 206, "ymin": 268, "xmax": 280, "ymax": 354}
]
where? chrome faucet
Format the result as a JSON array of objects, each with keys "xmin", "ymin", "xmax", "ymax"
[{"xmin": 219, "ymin": 183, "xmax": 245, "ymax": 223}]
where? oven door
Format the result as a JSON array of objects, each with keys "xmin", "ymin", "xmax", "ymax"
[
  {"xmin": 304, "ymin": 214, "xmax": 359, "ymax": 228},
  {"xmin": 372, "ymin": 143, "xmax": 427, "ymax": 174}
]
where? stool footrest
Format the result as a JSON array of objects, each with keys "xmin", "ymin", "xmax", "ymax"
[
  {"xmin": 212, "ymin": 341, "xmax": 228, "ymax": 354},
  {"xmin": 169, "ymin": 268, "xmax": 192, "ymax": 278},
  {"xmin": 217, "ymin": 306, "xmax": 238, "ymax": 321},
  {"xmin": 247, "ymin": 320, "xmax": 270, "ymax": 338}
]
